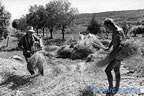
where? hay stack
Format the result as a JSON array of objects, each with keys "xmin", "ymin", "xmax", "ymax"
[
  {"xmin": 96, "ymin": 39, "xmax": 141, "ymax": 67},
  {"xmin": 55, "ymin": 33, "xmax": 105, "ymax": 59},
  {"xmin": 27, "ymin": 50, "xmax": 46, "ymax": 75},
  {"xmin": 128, "ymin": 25, "xmax": 144, "ymax": 36},
  {"xmin": 71, "ymin": 47, "xmax": 94, "ymax": 60},
  {"xmin": 71, "ymin": 33, "xmax": 105, "ymax": 59},
  {"xmin": 56, "ymin": 45, "xmax": 73, "ymax": 58}
]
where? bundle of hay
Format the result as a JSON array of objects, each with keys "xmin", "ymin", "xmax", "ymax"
[
  {"xmin": 128, "ymin": 25, "xmax": 144, "ymax": 37},
  {"xmin": 96, "ymin": 39, "xmax": 141, "ymax": 67},
  {"xmin": 86, "ymin": 52, "xmax": 99, "ymax": 62},
  {"xmin": 45, "ymin": 45, "xmax": 60, "ymax": 52},
  {"xmin": 71, "ymin": 33, "xmax": 105, "ymax": 59},
  {"xmin": 100, "ymin": 39, "xmax": 111, "ymax": 47},
  {"xmin": 115, "ymin": 39, "xmax": 141, "ymax": 60},
  {"xmin": 56, "ymin": 45, "xmax": 73, "ymax": 58},
  {"xmin": 71, "ymin": 47, "xmax": 94, "ymax": 60},
  {"xmin": 27, "ymin": 50, "xmax": 47, "ymax": 76}
]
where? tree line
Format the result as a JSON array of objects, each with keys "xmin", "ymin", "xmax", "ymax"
[{"xmin": 12, "ymin": 0, "xmax": 79, "ymax": 40}]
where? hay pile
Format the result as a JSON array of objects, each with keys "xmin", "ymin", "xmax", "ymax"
[
  {"xmin": 55, "ymin": 33, "xmax": 105, "ymax": 59},
  {"xmin": 128, "ymin": 25, "xmax": 144, "ymax": 36},
  {"xmin": 27, "ymin": 50, "xmax": 46, "ymax": 75},
  {"xmin": 71, "ymin": 33, "xmax": 105, "ymax": 59},
  {"xmin": 56, "ymin": 45, "xmax": 73, "ymax": 58}
]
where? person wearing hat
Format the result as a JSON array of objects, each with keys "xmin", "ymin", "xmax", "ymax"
[
  {"xmin": 18, "ymin": 26, "xmax": 44, "ymax": 62},
  {"xmin": 103, "ymin": 18, "xmax": 126, "ymax": 95}
]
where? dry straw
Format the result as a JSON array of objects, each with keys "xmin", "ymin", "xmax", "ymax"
[
  {"xmin": 27, "ymin": 50, "xmax": 48, "ymax": 76},
  {"xmin": 96, "ymin": 39, "xmax": 141, "ymax": 67},
  {"xmin": 71, "ymin": 33, "xmax": 105, "ymax": 59}
]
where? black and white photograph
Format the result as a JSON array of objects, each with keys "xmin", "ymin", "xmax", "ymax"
[{"xmin": 0, "ymin": 0, "xmax": 144, "ymax": 96}]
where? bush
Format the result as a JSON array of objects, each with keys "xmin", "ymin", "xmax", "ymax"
[{"xmin": 87, "ymin": 15, "xmax": 101, "ymax": 34}]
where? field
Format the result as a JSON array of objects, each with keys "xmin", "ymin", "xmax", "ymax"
[{"xmin": 0, "ymin": 27, "xmax": 144, "ymax": 96}]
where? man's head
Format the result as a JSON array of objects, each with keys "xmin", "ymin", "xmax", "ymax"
[
  {"xmin": 104, "ymin": 18, "xmax": 116, "ymax": 32},
  {"xmin": 26, "ymin": 26, "xmax": 35, "ymax": 35}
]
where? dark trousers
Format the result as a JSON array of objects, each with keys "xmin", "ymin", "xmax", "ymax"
[{"xmin": 23, "ymin": 51, "xmax": 32, "ymax": 62}]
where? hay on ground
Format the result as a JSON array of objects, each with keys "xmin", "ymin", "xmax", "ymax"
[
  {"xmin": 9, "ymin": 55, "xmax": 24, "ymax": 62},
  {"xmin": 0, "ymin": 58, "xmax": 27, "ymax": 82}
]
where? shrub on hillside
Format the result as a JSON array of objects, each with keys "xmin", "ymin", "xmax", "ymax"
[{"xmin": 87, "ymin": 15, "xmax": 101, "ymax": 34}]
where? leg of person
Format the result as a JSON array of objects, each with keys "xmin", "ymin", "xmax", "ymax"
[
  {"xmin": 23, "ymin": 53, "xmax": 28, "ymax": 62},
  {"xmin": 113, "ymin": 60, "xmax": 121, "ymax": 94},
  {"xmin": 37, "ymin": 62, "xmax": 44, "ymax": 76},
  {"xmin": 23, "ymin": 51, "xmax": 31, "ymax": 62},
  {"xmin": 23, "ymin": 51, "xmax": 35, "ymax": 75},
  {"xmin": 105, "ymin": 60, "xmax": 117, "ymax": 95},
  {"xmin": 25, "ymin": 56, "xmax": 28, "ymax": 62},
  {"xmin": 27, "ymin": 62, "xmax": 35, "ymax": 75}
]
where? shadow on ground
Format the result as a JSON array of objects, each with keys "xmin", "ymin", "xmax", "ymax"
[{"xmin": 0, "ymin": 74, "xmax": 39, "ymax": 90}]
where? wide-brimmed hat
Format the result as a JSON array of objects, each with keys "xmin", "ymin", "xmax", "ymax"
[{"xmin": 27, "ymin": 26, "xmax": 35, "ymax": 33}]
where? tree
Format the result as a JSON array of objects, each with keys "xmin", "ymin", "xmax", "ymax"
[
  {"xmin": 18, "ymin": 15, "xmax": 27, "ymax": 32},
  {"xmin": 0, "ymin": 2, "xmax": 11, "ymax": 38},
  {"xmin": 26, "ymin": 5, "xmax": 40, "ymax": 34},
  {"xmin": 26, "ymin": 5, "xmax": 47, "ymax": 35},
  {"xmin": 87, "ymin": 15, "xmax": 101, "ymax": 34},
  {"xmin": 45, "ymin": 0, "xmax": 78, "ymax": 39},
  {"xmin": 55, "ymin": 0, "xmax": 79, "ymax": 40},
  {"xmin": 45, "ymin": 1, "xmax": 59, "ymax": 39},
  {"xmin": 35, "ymin": 5, "xmax": 47, "ymax": 36}
]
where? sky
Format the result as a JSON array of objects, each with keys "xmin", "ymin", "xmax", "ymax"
[{"xmin": 2, "ymin": 0, "xmax": 144, "ymax": 20}]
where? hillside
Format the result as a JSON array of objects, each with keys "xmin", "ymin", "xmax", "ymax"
[{"xmin": 76, "ymin": 9, "xmax": 144, "ymax": 25}]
